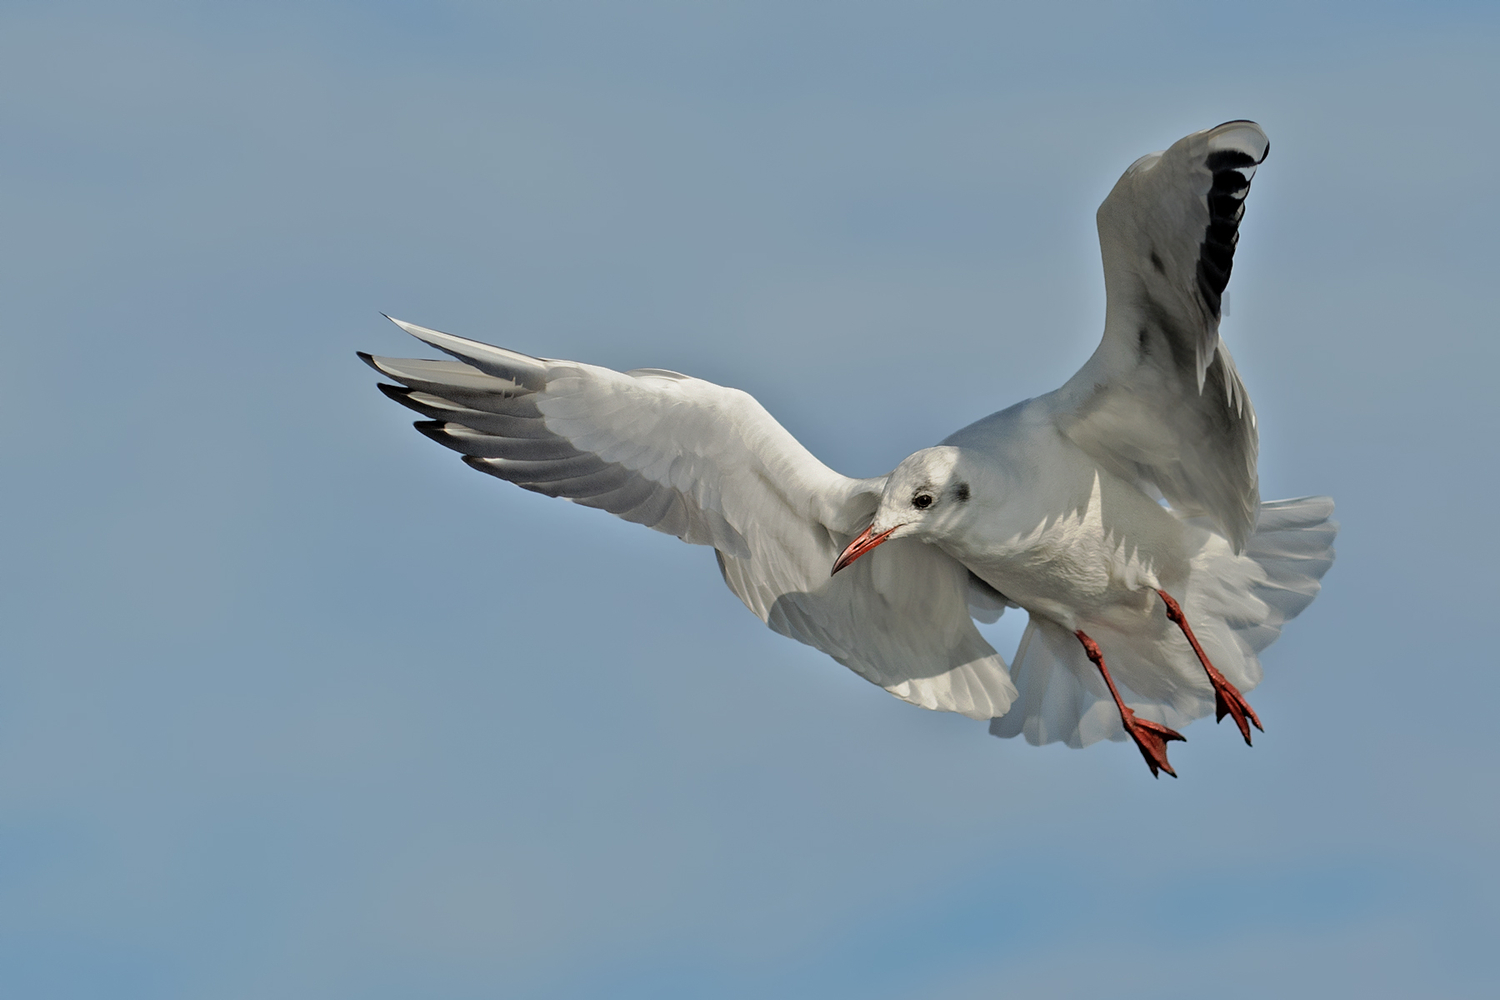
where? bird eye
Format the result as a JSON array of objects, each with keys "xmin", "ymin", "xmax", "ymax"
[{"xmin": 912, "ymin": 493, "xmax": 933, "ymax": 510}]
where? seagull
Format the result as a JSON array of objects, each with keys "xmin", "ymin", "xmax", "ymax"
[{"xmin": 361, "ymin": 120, "xmax": 1335, "ymax": 778}]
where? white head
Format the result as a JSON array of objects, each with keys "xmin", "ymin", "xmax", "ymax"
[{"xmin": 831, "ymin": 447, "xmax": 977, "ymax": 574}]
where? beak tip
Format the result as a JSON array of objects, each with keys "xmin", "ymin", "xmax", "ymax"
[{"xmin": 830, "ymin": 524, "xmax": 897, "ymax": 577}]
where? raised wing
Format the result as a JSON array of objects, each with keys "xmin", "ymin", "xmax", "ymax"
[
  {"xmin": 362, "ymin": 317, "xmax": 1017, "ymax": 719},
  {"xmin": 1055, "ymin": 121, "xmax": 1269, "ymax": 551}
]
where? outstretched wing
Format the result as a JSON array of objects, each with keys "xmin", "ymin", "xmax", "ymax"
[
  {"xmin": 1055, "ymin": 121, "xmax": 1269, "ymax": 551},
  {"xmin": 362, "ymin": 317, "xmax": 1016, "ymax": 719}
]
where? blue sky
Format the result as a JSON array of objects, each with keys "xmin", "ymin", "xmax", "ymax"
[{"xmin": 2, "ymin": 2, "xmax": 1496, "ymax": 997}]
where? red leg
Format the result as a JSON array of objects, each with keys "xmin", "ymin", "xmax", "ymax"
[
  {"xmin": 1074, "ymin": 630, "xmax": 1184, "ymax": 778},
  {"xmin": 1156, "ymin": 590, "xmax": 1263, "ymax": 746}
]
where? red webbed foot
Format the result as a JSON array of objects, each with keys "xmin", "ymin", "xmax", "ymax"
[
  {"xmin": 1156, "ymin": 589, "xmax": 1264, "ymax": 746},
  {"xmin": 1121, "ymin": 707, "xmax": 1186, "ymax": 779},
  {"xmin": 1205, "ymin": 663, "xmax": 1263, "ymax": 746},
  {"xmin": 1075, "ymin": 629, "xmax": 1187, "ymax": 779}
]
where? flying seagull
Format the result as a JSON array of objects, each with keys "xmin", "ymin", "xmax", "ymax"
[{"xmin": 361, "ymin": 120, "xmax": 1335, "ymax": 777}]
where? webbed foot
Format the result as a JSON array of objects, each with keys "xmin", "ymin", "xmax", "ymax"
[
  {"xmin": 1204, "ymin": 662, "xmax": 1263, "ymax": 745},
  {"xmin": 1121, "ymin": 708, "xmax": 1186, "ymax": 779},
  {"xmin": 1075, "ymin": 629, "xmax": 1187, "ymax": 778},
  {"xmin": 1157, "ymin": 589, "xmax": 1264, "ymax": 746}
]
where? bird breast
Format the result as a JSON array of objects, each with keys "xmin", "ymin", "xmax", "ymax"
[{"xmin": 948, "ymin": 468, "xmax": 1189, "ymax": 630}]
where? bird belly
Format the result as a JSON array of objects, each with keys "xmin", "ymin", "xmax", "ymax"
[
  {"xmin": 955, "ymin": 473, "xmax": 1189, "ymax": 632},
  {"xmin": 967, "ymin": 532, "xmax": 1163, "ymax": 631}
]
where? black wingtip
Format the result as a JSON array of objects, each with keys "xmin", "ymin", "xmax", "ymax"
[
  {"xmin": 357, "ymin": 350, "xmax": 379, "ymax": 372},
  {"xmin": 377, "ymin": 382, "xmax": 413, "ymax": 403},
  {"xmin": 412, "ymin": 420, "xmax": 447, "ymax": 443},
  {"xmin": 460, "ymin": 454, "xmax": 505, "ymax": 480}
]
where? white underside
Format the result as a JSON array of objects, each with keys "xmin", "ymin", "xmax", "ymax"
[{"xmin": 989, "ymin": 496, "xmax": 1335, "ymax": 746}]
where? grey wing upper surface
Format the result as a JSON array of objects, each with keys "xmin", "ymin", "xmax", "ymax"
[
  {"xmin": 1054, "ymin": 121, "xmax": 1269, "ymax": 551},
  {"xmin": 362, "ymin": 317, "xmax": 1017, "ymax": 719}
]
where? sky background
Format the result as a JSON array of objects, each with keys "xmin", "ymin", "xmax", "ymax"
[{"xmin": 3, "ymin": 2, "xmax": 1497, "ymax": 997}]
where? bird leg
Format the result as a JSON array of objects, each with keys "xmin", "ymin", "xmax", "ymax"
[
  {"xmin": 1156, "ymin": 589, "xmax": 1263, "ymax": 745},
  {"xmin": 1074, "ymin": 630, "xmax": 1184, "ymax": 778}
]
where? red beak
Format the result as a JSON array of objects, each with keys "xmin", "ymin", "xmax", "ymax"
[{"xmin": 831, "ymin": 524, "xmax": 898, "ymax": 575}]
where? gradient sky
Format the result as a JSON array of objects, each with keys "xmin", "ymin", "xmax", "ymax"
[{"xmin": 3, "ymin": 2, "xmax": 1497, "ymax": 998}]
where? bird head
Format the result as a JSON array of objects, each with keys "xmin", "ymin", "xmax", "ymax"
[{"xmin": 831, "ymin": 446, "xmax": 973, "ymax": 574}]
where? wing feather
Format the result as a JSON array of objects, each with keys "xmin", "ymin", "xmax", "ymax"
[
  {"xmin": 1055, "ymin": 120, "xmax": 1268, "ymax": 551},
  {"xmin": 364, "ymin": 318, "xmax": 1017, "ymax": 718}
]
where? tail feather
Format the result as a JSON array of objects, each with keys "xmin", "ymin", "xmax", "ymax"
[{"xmin": 1242, "ymin": 497, "xmax": 1338, "ymax": 647}]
